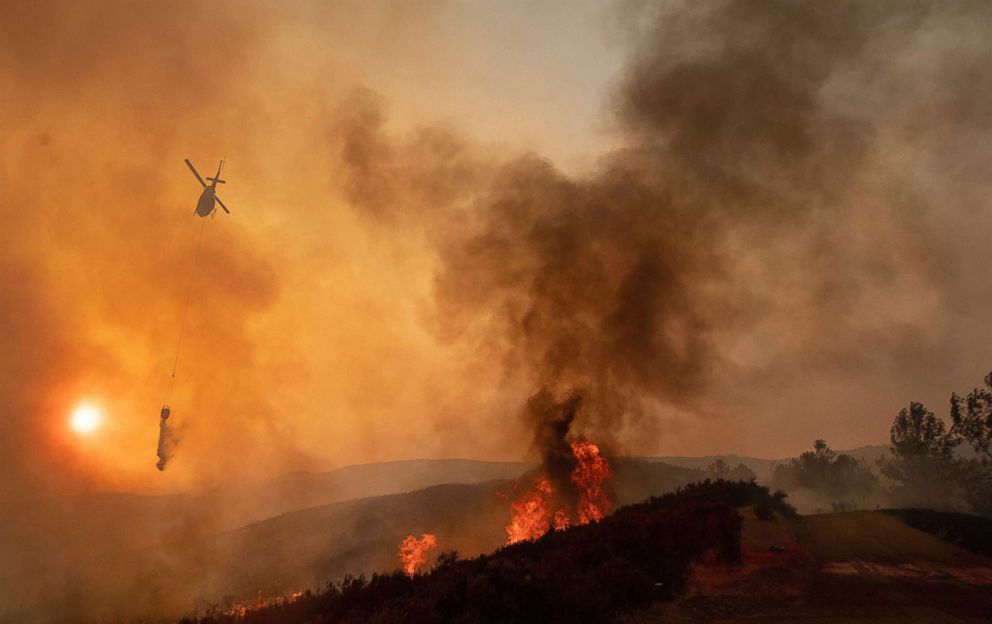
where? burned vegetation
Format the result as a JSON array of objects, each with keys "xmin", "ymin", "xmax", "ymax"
[{"xmin": 181, "ymin": 481, "xmax": 792, "ymax": 624}]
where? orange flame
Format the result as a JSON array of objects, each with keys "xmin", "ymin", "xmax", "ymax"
[
  {"xmin": 505, "ymin": 476, "xmax": 554, "ymax": 544},
  {"xmin": 570, "ymin": 441, "xmax": 613, "ymax": 523},
  {"xmin": 398, "ymin": 533, "xmax": 438, "ymax": 576},
  {"xmin": 224, "ymin": 589, "xmax": 304, "ymax": 618},
  {"xmin": 505, "ymin": 441, "xmax": 612, "ymax": 544}
]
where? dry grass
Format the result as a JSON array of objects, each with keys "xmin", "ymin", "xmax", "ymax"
[{"xmin": 618, "ymin": 510, "xmax": 992, "ymax": 623}]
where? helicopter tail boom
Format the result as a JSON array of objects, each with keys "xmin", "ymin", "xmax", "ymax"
[{"xmin": 207, "ymin": 160, "xmax": 226, "ymax": 186}]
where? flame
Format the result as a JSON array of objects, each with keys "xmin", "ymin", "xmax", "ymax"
[
  {"xmin": 570, "ymin": 441, "xmax": 613, "ymax": 523},
  {"xmin": 223, "ymin": 589, "xmax": 303, "ymax": 618},
  {"xmin": 398, "ymin": 533, "xmax": 438, "ymax": 576},
  {"xmin": 505, "ymin": 476, "xmax": 554, "ymax": 544},
  {"xmin": 505, "ymin": 441, "xmax": 613, "ymax": 544}
]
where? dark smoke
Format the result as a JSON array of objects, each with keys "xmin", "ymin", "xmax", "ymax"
[
  {"xmin": 156, "ymin": 405, "xmax": 177, "ymax": 471},
  {"xmin": 525, "ymin": 387, "xmax": 583, "ymax": 504},
  {"xmin": 429, "ymin": 0, "xmax": 853, "ymax": 453},
  {"xmin": 336, "ymin": 0, "xmax": 988, "ymax": 464}
]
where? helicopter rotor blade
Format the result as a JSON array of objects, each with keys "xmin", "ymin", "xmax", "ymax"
[
  {"xmin": 215, "ymin": 195, "xmax": 231, "ymax": 214},
  {"xmin": 184, "ymin": 159, "xmax": 207, "ymax": 188}
]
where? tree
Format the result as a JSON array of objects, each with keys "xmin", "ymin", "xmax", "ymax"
[
  {"xmin": 772, "ymin": 439, "xmax": 879, "ymax": 508},
  {"xmin": 879, "ymin": 402, "xmax": 961, "ymax": 509},
  {"xmin": 950, "ymin": 371, "xmax": 992, "ymax": 463},
  {"xmin": 950, "ymin": 371, "xmax": 992, "ymax": 516},
  {"xmin": 706, "ymin": 459, "xmax": 756, "ymax": 482},
  {"xmin": 959, "ymin": 462, "xmax": 992, "ymax": 517}
]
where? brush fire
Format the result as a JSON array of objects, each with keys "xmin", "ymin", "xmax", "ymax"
[
  {"xmin": 224, "ymin": 590, "xmax": 304, "ymax": 618},
  {"xmin": 398, "ymin": 533, "xmax": 438, "ymax": 576},
  {"xmin": 506, "ymin": 441, "xmax": 613, "ymax": 544}
]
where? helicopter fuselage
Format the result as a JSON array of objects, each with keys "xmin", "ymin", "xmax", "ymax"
[
  {"xmin": 185, "ymin": 158, "xmax": 229, "ymax": 216},
  {"xmin": 195, "ymin": 186, "xmax": 216, "ymax": 217}
]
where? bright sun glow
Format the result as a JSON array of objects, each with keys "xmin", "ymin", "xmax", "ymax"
[{"xmin": 70, "ymin": 404, "xmax": 103, "ymax": 435}]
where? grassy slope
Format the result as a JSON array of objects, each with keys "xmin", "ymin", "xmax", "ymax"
[
  {"xmin": 624, "ymin": 509, "xmax": 992, "ymax": 623},
  {"xmin": 800, "ymin": 510, "xmax": 988, "ymax": 563},
  {"xmin": 881, "ymin": 508, "xmax": 992, "ymax": 557}
]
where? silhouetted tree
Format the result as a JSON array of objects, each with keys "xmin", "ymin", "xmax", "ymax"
[
  {"xmin": 706, "ymin": 459, "xmax": 756, "ymax": 481},
  {"xmin": 772, "ymin": 439, "xmax": 879, "ymax": 508},
  {"xmin": 951, "ymin": 372, "xmax": 992, "ymax": 463},
  {"xmin": 950, "ymin": 372, "xmax": 992, "ymax": 516},
  {"xmin": 879, "ymin": 402, "xmax": 961, "ymax": 509},
  {"xmin": 958, "ymin": 465, "xmax": 992, "ymax": 517},
  {"xmin": 433, "ymin": 550, "xmax": 459, "ymax": 570}
]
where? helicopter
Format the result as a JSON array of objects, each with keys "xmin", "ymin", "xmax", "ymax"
[{"xmin": 184, "ymin": 158, "xmax": 231, "ymax": 217}]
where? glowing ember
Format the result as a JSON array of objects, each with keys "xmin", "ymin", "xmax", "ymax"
[
  {"xmin": 505, "ymin": 442, "xmax": 613, "ymax": 544},
  {"xmin": 570, "ymin": 441, "xmax": 613, "ymax": 523},
  {"xmin": 398, "ymin": 533, "xmax": 438, "ymax": 576}
]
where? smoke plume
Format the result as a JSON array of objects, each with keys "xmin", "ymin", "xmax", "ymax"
[
  {"xmin": 334, "ymin": 0, "xmax": 992, "ymax": 461},
  {"xmin": 525, "ymin": 388, "xmax": 584, "ymax": 505},
  {"xmin": 421, "ymin": 0, "xmax": 875, "ymax": 456}
]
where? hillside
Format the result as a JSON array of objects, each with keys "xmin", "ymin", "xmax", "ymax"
[
  {"xmin": 0, "ymin": 459, "xmax": 699, "ymax": 623},
  {"xmin": 0, "ymin": 459, "xmax": 528, "ymax": 624},
  {"xmin": 644, "ymin": 455, "xmax": 777, "ymax": 481},
  {"xmin": 881, "ymin": 508, "xmax": 992, "ymax": 556},
  {"xmin": 623, "ymin": 509, "xmax": 992, "ymax": 623},
  {"xmin": 182, "ymin": 481, "xmax": 791, "ymax": 624}
]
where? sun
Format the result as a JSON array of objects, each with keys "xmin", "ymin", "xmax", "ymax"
[{"xmin": 69, "ymin": 403, "xmax": 103, "ymax": 435}]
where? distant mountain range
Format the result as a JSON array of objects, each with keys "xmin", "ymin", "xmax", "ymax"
[{"xmin": 648, "ymin": 444, "xmax": 891, "ymax": 480}]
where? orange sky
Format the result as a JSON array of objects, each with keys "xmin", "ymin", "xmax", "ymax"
[{"xmin": 4, "ymin": 0, "xmax": 992, "ymax": 498}]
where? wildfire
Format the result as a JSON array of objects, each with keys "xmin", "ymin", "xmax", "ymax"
[
  {"xmin": 571, "ymin": 441, "xmax": 614, "ymax": 523},
  {"xmin": 505, "ymin": 476, "xmax": 555, "ymax": 544},
  {"xmin": 224, "ymin": 590, "xmax": 304, "ymax": 618},
  {"xmin": 505, "ymin": 441, "xmax": 613, "ymax": 544},
  {"xmin": 398, "ymin": 533, "xmax": 438, "ymax": 576}
]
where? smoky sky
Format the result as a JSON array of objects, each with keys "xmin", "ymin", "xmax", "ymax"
[
  {"xmin": 338, "ymin": 0, "xmax": 992, "ymax": 456},
  {"xmin": 3, "ymin": 0, "xmax": 992, "ymax": 498}
]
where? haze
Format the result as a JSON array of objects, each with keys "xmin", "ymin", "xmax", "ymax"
[{"xmin": 3, "ymin": 0, "xmax": 992, "ymax": 503}]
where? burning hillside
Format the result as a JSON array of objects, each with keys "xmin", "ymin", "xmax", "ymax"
[
  {"xmin": 498, "ymin": 387, "xmax": 618, "ymax": 546},
  {"xmin": 183, "ymin": 481, "xmax": 784, "ymax": 624},
  {"xmin": 506, "ymin": 441, "xmax": 613, "ymax": 544}
]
